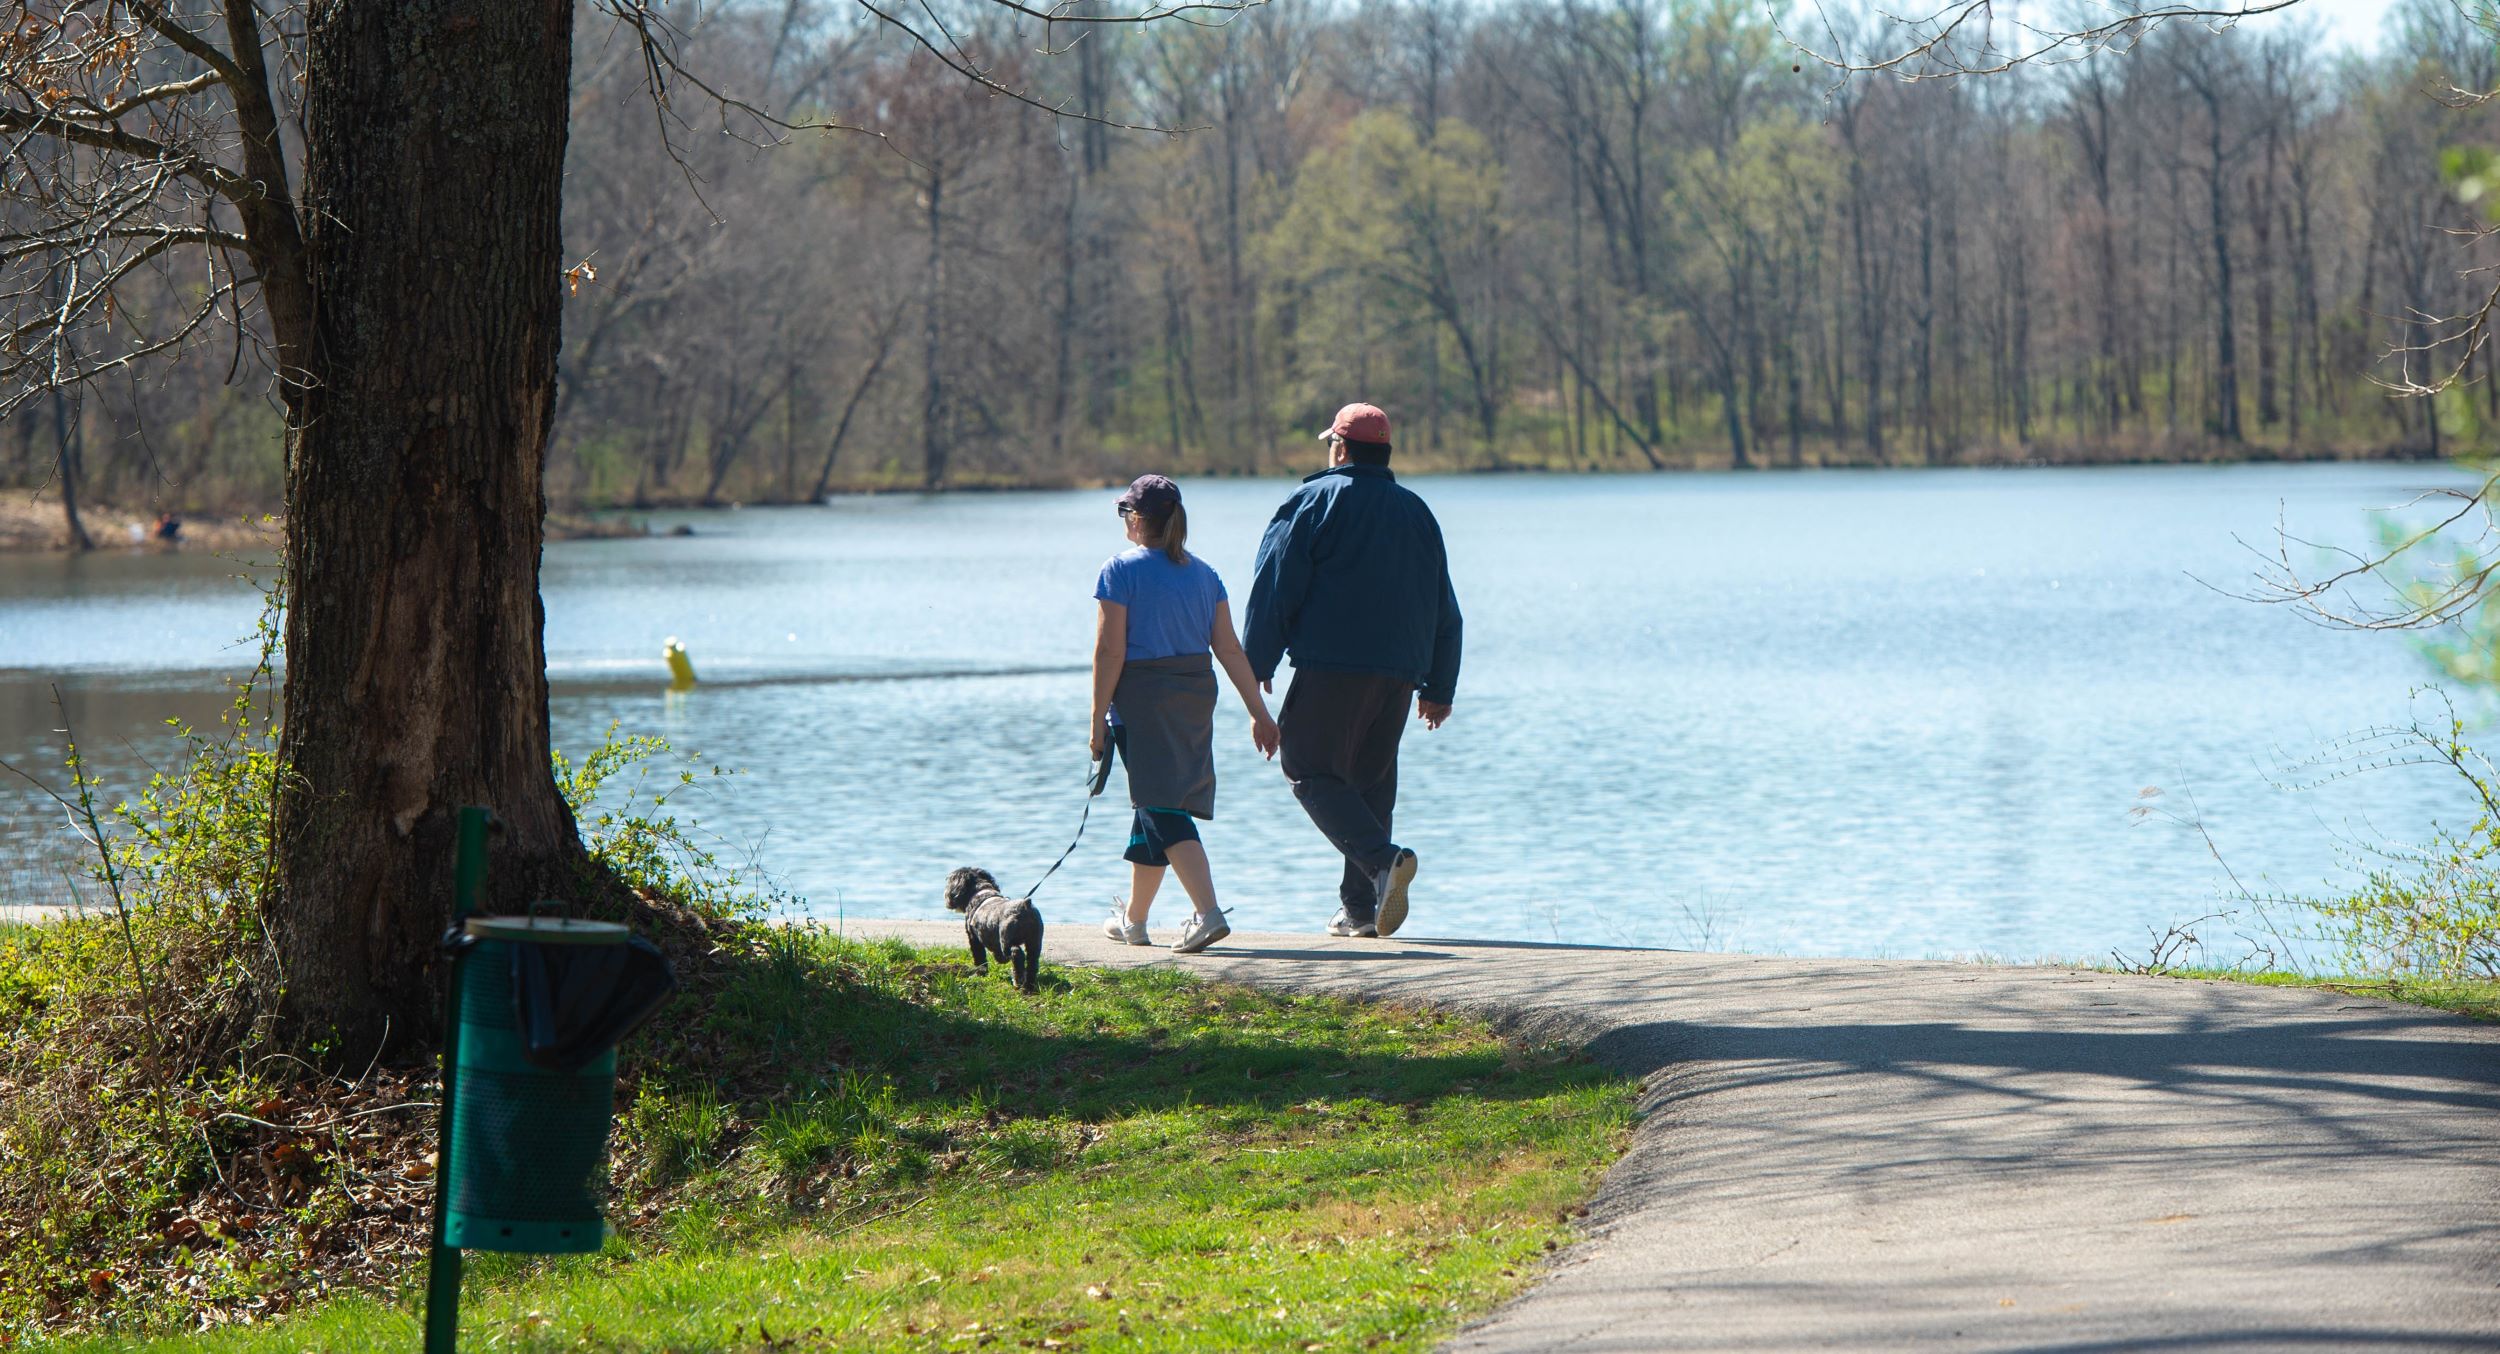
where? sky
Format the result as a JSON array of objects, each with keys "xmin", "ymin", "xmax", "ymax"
[{"xmin": 2273, "ymin": 0, "xmax": 2400, "ymax": 52}]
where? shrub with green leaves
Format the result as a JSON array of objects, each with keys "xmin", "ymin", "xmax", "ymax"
[
  {"xmin": 2299, "ymin": 707, "xmax": 2500, "ymax": 981},
  {"xmin": 554, "ymin": 725, "xmax": 759, "ymax": 923},
  {"xmin": 0, "ymin": 589, "xmax": 771, "ymax": 1338},
  {"xmin": 2286, "ymin": 487, "xmax": 2500, "ymax": 982}
]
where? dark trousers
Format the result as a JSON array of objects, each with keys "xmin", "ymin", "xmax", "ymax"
[
  {"xmin": 1123, "ymin": 808, "xmax": 1200, "ymax": 867},
  {"xmin": 1278, "ymin": 669, "xmax": 1413, "ymax": 917}
]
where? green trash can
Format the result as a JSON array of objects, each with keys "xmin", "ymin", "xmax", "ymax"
[
  {"xmin": 426, "ymin": 810, "xmax": 677, "ymax": 1353},
  {"xmin": 443, "ymin": 916, "xmax": 631, "ymax": 1254}
]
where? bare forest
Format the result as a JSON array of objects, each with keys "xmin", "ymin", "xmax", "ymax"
[{"xmin": 9, "ymin": 0, "xmax": 2498, "ymax": 520}]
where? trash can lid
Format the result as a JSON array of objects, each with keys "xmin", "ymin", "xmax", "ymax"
[{"xmin": 464, "ymin": 915, "xmax": 631, "ymax": 946}]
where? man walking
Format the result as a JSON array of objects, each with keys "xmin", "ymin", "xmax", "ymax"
[{"xmin": 1244, "ymin": 402, "xmax": 1462, "ymax": 938}]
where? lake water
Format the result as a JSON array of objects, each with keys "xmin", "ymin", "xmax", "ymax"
[{"xmin": 0, "ymin": 464, "xmax": 2481, "ymax": 965}]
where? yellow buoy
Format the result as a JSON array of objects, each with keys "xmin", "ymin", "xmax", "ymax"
[{"xmin": 663, "ymin": 637, "xmax": 697, "ymax": 691}]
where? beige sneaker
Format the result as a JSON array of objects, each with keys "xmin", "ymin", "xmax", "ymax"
[
  {"xmin": 1103, "ymin": 914, "xmax": 1150, "ymax": 946},
  {"xmin": 1372, "ymin": 848, "xmax": 1417, "ymax": 937}
]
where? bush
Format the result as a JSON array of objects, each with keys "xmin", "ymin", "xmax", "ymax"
[
  {"xmin": 0, "ymin": 587, "xmax": 765, "ymax": 1337},
  {"xmin": 554, "ymin": 725, "xmax": 760, "ymax": 924},
  {"xmin": 0, "ymin": 600, "xmax": 358, "ymax": 1334},
  {"xmin": 2299, "ymin": 702, "xmax": 2500, "ymax": 981}
]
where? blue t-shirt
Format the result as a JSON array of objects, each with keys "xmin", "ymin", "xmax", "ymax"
[{"xmin": 1095, "ymin": 547, "xmax": 1227, "ymax": 660}]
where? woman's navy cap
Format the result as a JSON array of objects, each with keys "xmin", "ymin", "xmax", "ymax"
[{"xmin": 1117, "ymin": 474, "xmax": 1181, "ymax": 515}]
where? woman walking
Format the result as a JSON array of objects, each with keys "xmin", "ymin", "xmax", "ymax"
[{"xmin": 1090, "ymin": 474, "xmax": 1279, "ymax": 954}]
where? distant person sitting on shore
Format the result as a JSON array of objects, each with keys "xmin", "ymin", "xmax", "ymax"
[
  {"xmin": 1243, "ymin": 403, "xmax": 1462, "ymax": 940},
  {"xmin": 1091, "ymin": 474, "xmax": 1281, "ymax": 956},
  {"xmin": 152, "ymin": 512, "xmax": 182, "ymax": 543}
]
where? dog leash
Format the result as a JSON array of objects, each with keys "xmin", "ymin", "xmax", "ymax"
[{"xmin": 1023, "ymin": 745, "xmax": 1114, "ymax": 901}]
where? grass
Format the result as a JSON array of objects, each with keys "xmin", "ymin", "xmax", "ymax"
[
  {"xmin": 23, "ymin": 926, "xmax": 1633, "ymax": 1351},
  {"xmin": 2143, "ymin": 966, "xmax": 2500, "ymax": 1022}
]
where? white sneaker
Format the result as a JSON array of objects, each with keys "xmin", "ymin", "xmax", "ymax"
[
  {"xmin": 1327, "ymin": 909, "xmax": 1378, "ymax": 938},
  {"xmin": 1103, "ymin": 914, "xmax": 1150, "ymax": 946},
  {"xmin": 1171, "ymin": 908, "xmax": 1231, "ymax": 955}
]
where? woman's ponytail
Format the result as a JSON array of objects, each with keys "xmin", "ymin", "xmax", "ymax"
[{"xmin": 1161, "ymin": 503, "xmax": 1190, "ymax": 564}]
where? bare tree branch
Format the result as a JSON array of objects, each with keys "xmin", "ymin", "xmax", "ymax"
[
  {"xmin": 1784, "ymin": 1, "xmax": 2308, "ymax": 81},
  {"xmin": 980, "ymin": 0, "xmax": 1264, "ymax": 23},
  {"xmin": 0, "ymin": 109, "xmax": 255, "ymax": 204},
  {"xmin": 856, "ymin": 0, "xmax": 1216, "ymax": 132},
  {"xmin": 52, "ymin": 70, "xmax": 227, "ymax": 123},
  {"xmin": 126, "ymin": 0, "xmax": 248, "ymax": 85}
]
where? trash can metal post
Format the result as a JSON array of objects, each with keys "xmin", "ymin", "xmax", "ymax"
[{"xmin": 423, "ymin": 805, "xmax": 491, "ymax": 1354}]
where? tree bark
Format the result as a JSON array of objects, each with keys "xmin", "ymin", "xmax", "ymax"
[{"xmin": 273, "ymin": 0, "xmax": 585, "ymax": 1054}]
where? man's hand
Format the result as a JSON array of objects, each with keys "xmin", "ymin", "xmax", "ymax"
[
  {"xmin": 1088, "ymin": 717, "xmax": 1108, "ymax": 761},
  {"xmin": 1417, "ymin": 701, "xmax": 1452, "ymax": 731},
  {"xmin": 1250, "ymin": 712, "xmax": 1280, "ymax": 760}
]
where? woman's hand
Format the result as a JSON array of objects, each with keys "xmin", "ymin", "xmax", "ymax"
[
  {"xmin": 1249, "ymin": 711, "xmax": 1280, "ymax": 760},
  {"xmin": 1089, "ymin": 715, "xmax": 1108, "ymax": 761}
]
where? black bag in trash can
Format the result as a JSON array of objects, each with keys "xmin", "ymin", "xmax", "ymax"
[{"xmin": 512, "ymin": 934, "xmax": 677, "ymax": 1072}]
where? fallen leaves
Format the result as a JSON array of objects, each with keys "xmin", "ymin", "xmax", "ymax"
[{"xmin": 4, "ymin": 1063, "xmax": 441, "ymax": 1336}]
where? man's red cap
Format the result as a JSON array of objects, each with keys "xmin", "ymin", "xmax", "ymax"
[{"xmin": 1321, "ymin": 402, "xmax": 1392, "ymax": 444}]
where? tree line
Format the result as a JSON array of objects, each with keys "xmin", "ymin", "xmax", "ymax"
[{"xmin": 8, "ymin": 0, "xmax": 2496, "ymax": 519}]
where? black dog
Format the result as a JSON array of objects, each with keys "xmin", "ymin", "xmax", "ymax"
[{"xmin": 944, "ymin": 867, "xmax": 1044, "ymax": 994}]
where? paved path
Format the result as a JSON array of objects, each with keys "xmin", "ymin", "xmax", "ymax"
[{"xmin": 853, "ymin": 919, "xmax": 2500, "ymax": 1352}]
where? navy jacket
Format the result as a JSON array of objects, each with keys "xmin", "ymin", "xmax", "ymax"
[{"xmin": 1244, "ymin": 464, "xmax": 1463, "ymax": 705}]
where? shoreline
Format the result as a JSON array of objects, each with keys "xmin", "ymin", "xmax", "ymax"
[
  {"xmin": 559, "ymin": 440, "xmax": 2456, "ymax": 511},
  {"xmin": 0, "ymin": 445, "xmax": 2454, "ymax": 555},
  {"xmin": 0, "ymin": 501, "xmax": 280, "ymax": 555},
  {"xmin": 0, "ymin": 500, "xmax": 649, "ymax": 556}
]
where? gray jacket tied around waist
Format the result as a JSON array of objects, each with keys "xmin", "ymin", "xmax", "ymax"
[{"xmin": 1114, "ymin": 653, "xmax": 1218, "ymax": 819}]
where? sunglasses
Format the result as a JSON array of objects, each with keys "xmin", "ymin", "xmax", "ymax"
[{"xmin": 1116, "ymin": 503, "xmax": 1136, "ymax": 518}]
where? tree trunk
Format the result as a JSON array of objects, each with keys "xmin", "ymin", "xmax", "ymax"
[
  {"xmin": 2200, "ymin": 92, "xmax": 2243, "ymax": 443},
  {"xmin": 1914, "ymin": 199, "xmax": 1937, "ymax": 462},
  {"xmin": 2248, "ymin": 156, "xmax": 2279, "ymax": 431},
  {"xmin": 813, "ymin": 310, "xmax": 902, "ymax": 501},
  {"xmin": 1849, "ymin": 180, "xmax": 1884, "ymax": 457},
  {"xmin": 274, "ymin": 0, "xmax": 585, "ymax": 1054},
  {"xmin": 51, "ymin": 387, "xmax": 92, "ymax": 552},
  {"xmin": 780, "ymin": 358, "xmax": 803, "ymax": 502},
  {"xmin": 1161, "ymin": 264, "xmax": 1190, "ymax": 460},
  {"xmin": 1716, "ymin": 348, "xmax": 1749, "ymax": 470},
  {"xmin": 1050, "ymin": 165, "xmax": 1080, "ymax": 465},
  {"xmin": 922, "ymin": 168, "xmax": 949, "ymax": 490}
]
